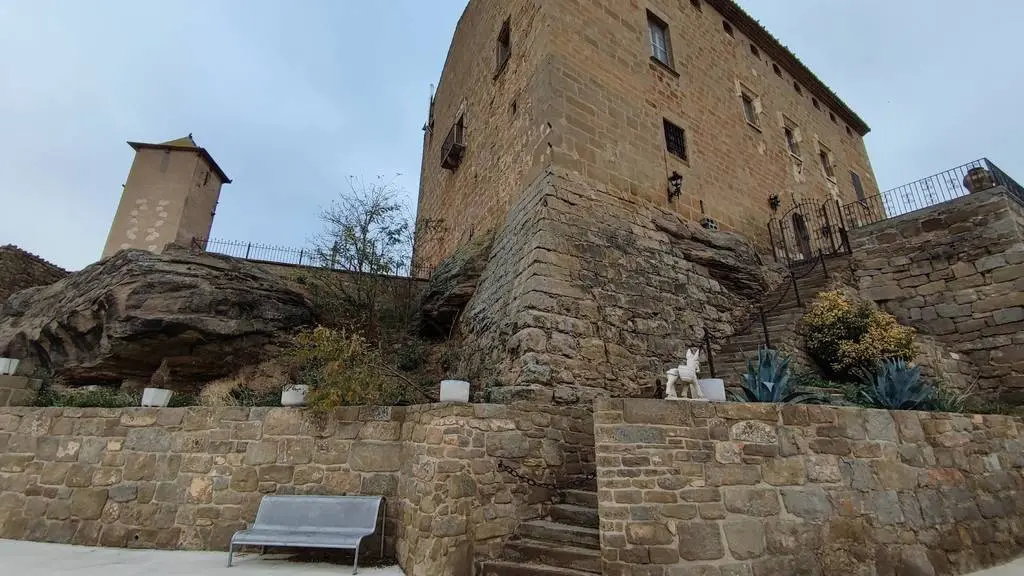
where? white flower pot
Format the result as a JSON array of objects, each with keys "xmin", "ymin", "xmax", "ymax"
[
  {"xmin": 440, "ymin": 380, "xmax": 470, "ymax": 403},
  {"xmin": 141, "ymin": 387, "xmax": 173, "ymax": 408},
  {"xmin": 281, "ymin": 385, "xmax": 309, "ymax": 407},
  {"xmin": 0, "ymin": 358, "xmax": 14, "ymax": 375},
  {"xmin": 698, "ymin": 379, "xmax": 727, "ymax": 402}
]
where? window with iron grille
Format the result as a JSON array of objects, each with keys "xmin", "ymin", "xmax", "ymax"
[
  {"xmin": 819, "ymin": 144, "xmax": 836, "ymax": 180},
  {"xmin": 441, "ymin": 114, "xmax": 466, "ymax": 171},
  {"xmin": 496, "ymin": 19, "xmax": 511, "ymax": 76},
  {"xmin": 851, "ymin": 171, "xmax": 866, "ymax": 201},
  {"xmin": 648, "ymin": 12, "xmax": 672, "ymax": 67},
  {"xmin": 664, "ymin": 119, "xmax": 687, "ymax": 161},
  {"xmin": 741, "ymin": 92, "xmax": 759, "ymax": 127},
  {"xmin": 784, "ymin": 123, "xmax": 800, "ymax": 157}
]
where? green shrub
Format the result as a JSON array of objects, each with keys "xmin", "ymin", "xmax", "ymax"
[
  {"xmin": 859, "ymin": 358, "xmax": 934, "ymax": 411},
  {"xmin": 396, "ymin": 342, "xmax": 427, "ymax": 371},
  {"xmin": 731, "ymin": 348, "xmax": 826, "ymax": 404},
  {"xmin": 801, "ymin": 291, "xmax": 916, "ymax": 380},
  {"xmin": 34, "ymin": 384, "xmax": 140, "ymax": 408}
]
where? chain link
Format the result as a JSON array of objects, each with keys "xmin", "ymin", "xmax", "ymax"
[{"xmin": 497, "ymin": 460, "xmax": 596, "ymax": 493}]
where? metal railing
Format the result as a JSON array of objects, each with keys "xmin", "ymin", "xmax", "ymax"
[
  {"xmin": 841, "ymin": 158, "xmax": 1023, "ymax": 229},
  {"xmin": 192, "ymin": 237, "xmax": 431, "ymax": 279}
]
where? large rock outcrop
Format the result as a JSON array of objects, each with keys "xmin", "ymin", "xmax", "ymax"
[
  {"xmin": 419, "ymin": 232, "xmax": 494, "ymax": 338},
  {"xmin": 0, "ymin": 246, "xmax": 314, "ymax": 386}
]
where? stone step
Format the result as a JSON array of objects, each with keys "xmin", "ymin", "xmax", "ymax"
[
  {"xmin": 518, "ymin": 520, "xmax": 600, "ymax": 550},
  {"xmin": 502, "ymin": 540, "xmax": 602, "ymax": 573},
  {"xmin": 478, "ymin": 560, "xmax": 598, "ymax": 576},
  {"xmin": 562, "ymin": 490, "xmax": 597, "ymax": 508},
  {"xmin": 549, "ymin": 504, "xmax": 599, "ymax": 529}
]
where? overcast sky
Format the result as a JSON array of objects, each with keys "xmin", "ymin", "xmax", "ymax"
[{"xmin": 1, "ymin": 0, "xmax": 1022, "ymax": 271}]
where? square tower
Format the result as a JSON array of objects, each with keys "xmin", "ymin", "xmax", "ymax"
[{"xmin": 102, "ymin": 135, "xmax": 231, "ymax": 259}]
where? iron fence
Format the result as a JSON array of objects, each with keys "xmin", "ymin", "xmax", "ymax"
[
  {"xmin": 841, "ymin": 158, "xmax": 1023, "ymax": 229},
  {"xmin": 192, "ymin": 238, "xmax": 431, "ymax": 279}
]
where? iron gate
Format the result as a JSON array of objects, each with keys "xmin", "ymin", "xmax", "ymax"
[{"xmin": 768, "ymin": 199, "xmax": 850, "ymax": 266}]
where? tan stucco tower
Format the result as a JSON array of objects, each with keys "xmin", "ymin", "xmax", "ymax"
[{"xmin": 102, "ymin": 135, "xmax": 231, "ymax": 259}]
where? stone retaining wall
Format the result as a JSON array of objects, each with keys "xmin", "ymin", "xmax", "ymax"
[
  {"xmin": 0, "ymin": 245, "xmax": 68, "ymax": 304},
  {"xmin": 596, "ymin": 398, "xmax": 1024, "ymax": 575},
  {"xmin": 0, "ymin": 403, "xmax": 594, "ymax": 576},
  {"xmin": 850, "ymin": 187, "xmax": 1024, "ymax": 404}
]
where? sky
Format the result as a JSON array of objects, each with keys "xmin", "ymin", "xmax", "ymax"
[{"xmin": 1, "ymin": 0, "xmax": 1022, "ymax": 271}]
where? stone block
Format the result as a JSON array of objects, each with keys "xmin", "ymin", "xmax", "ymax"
[
  {"xmin": 781, "ymin": 487, "xmax": 830, "ymax": 522},
  {"xmin": 626, "ymin": 522, "xmax": 674, "ymax": 545},
  {"xmin": 125, "ymin": 428, "xmax": 171, "ymax": 453},
  {"xmin": 724, "ymin": 519, "xmax": 766, "ymax": 560},
  {"xmin": 123, "ymin": 453, "xmax": 157, "ymax": 481},
  {"xmin": 761, "ymin": 457, "xmax": 806, "ymax": 486},
  {"xmin": 243, "ymin": 441, "xmax": 279, "ymax": 466},
  {"xmin": 279, "ymin": 437, "xmax": 315, "ymax": 465},
  {"xmin": 258, "ymin": 465, "xmax": 294, "ymax": 483},
  {"xmin": 69, "ymin": 489, "xmax": 108, "ymax": 520},
  {"xmin": 715, "ymin": 404, "xmax": 777, "ymax": 421},
  {"xmin": 623, "ymin": 399, "xmax": 690, "ymax": 425},
  {"xmin": 730, "ymin": 421, "xmax": 777, "ymax": 444},
  {"xmin": 108, "ymin": 484, "xmax": 138, "ymax": 503},
  {"xmin": 722, "ymin": 488, "xmax": 780, "ymax": 517},
  {"xmin": 677, "ymin": 521, "xmax": 724, "ymax": 561},
  {"xmin": 230, "ymin": 467, "xmax": 258, "ymax": 492},
  {"xmin": 706, "ymin": 464, "xmax": 760, "ymax": 486},
  {"xmin": 349, "ymin": 442, "xmax": 402, "ymax": 472},
  {"xmin": 611, "ymin": 426, "xmax": 666, "ymax": 445}
]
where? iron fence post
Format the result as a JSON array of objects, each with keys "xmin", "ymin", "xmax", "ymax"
[
  {"xmin": 791, "ymin": 273, "xmax": 802, "ymax": 308},
  {"xmin": 298, "ymin": 249, "xmax": 304, "ymax": 266},
  {"xmin": 821, "ymin": 201, "xmax": 837, "ymax": 255},
  {"xmin": 767, "ymin": 222, "xmax": 777, "ymax": 263},
  {"xmin": 835, "ymin": 199, "xmax": 852, "ymax": 255},
  {"xmin": 759, "ymin": 305, "xmax": 771, "ymax": 350},
  {"xmin": 245, "ymin": 243, "xmax": 252, "ymax": 259},
  {"xmin": 704, "ymin": 333, "xmax": 716, "ymax": 378},
  {"xmin": 820, "ymin": 250, "xmax": 828, "ymax": 277}
]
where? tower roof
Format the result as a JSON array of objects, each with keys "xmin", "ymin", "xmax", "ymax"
[{"xmin": 127, "ymin": 135, "xmax": 232, "ymax": 183}]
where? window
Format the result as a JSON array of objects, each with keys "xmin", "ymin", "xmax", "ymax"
[
  {"xmin": 812, "ymin": 97, "xmax": 821, "ymax": 111},
  {"xmin": 851, "ymin": 171, "xmax": 866, "ymax": 201},
  {"xmin": 690, "ymin": 0, "xmax": 702, "ymax": 10},
  {"xmin": 647, "ymin": 12, "xmax": 672, "ymax": 67},
  {"xmin": 772, "ymin": 63, "xmax": 782, "ymax": 77},
  {"xmin": 749, "ymin": 43, "xmax": 760, "ymax": 57},
  {"xmin": 846, "ymin": 125, "xmax": 853, "ymax": 137},
  {"xmin": 441, "ymin": 114, "xmax": 467, "ymax": 171},
  {"xmin": 664, "ymin": 119, "xmax": 687, "ymax": 161},
  {"xmin": 819, "ymin": 144, "xmax": 836, "ymax": 180},
  {"xmin": 793, "ymin": 81, "xmax": 802, "ymax": 95},
  {"xmin": 784, "ymin": 123, "xmax": 801, "ymax": 157},
  {"xmin": 722, "ymin": 20, "xmax": 734, "ymax": 37},
  {"xmin": 496, "ymin": 19, "xmax": 511, "ymax": 75},
  {"xmin": 829, "ymin": 111, "xmax": 837, "ymax": 124},
  {"xmin": 741, "ymin": 92, "xmax": 758, "ymax": 127}
]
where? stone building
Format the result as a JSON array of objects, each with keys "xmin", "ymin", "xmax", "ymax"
[
  {"xmin": 414, "ymin": 0, "xmax": 880, "ymax": 400},
  {"xmin": 414, "ymin": 0, "xmax": 878, "ymax": 271},
  {"xmin": 102, "ymin": 136, "xmax": 231, "ymax": 259}
]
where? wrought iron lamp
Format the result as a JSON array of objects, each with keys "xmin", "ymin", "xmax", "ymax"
[
  {"xmin": 768, "ymin": 193, "xmax": 781, "ymax": 212},
  {"xmin": 668, "ymin": 171, "xmax": 683, "ymax": 201}
]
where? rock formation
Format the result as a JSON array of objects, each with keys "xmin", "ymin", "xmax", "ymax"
[
  {"xmin": 0, "ymin": 246, "xmax": 314, "ymax": 387},
  {"xmin": 419, "ymin": 232, "xmax": 494, "ymax": 338}
]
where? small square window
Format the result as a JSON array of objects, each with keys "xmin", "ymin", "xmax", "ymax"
[
  {"xmin": 664, "ymin": 119, "xmax": 687, "ymax": 161},
  {"xmin": 496, "ymin": 19, "xmax": 511, "ymax": 75},
  {"xmin": 722, "ymin": 21, "xmax": 734, "ymax": 37},
  {"xmin": 812, "ymin": 97, "xmax": 821, "ymax": 111},
  {"xmin": 741, "ymin": 92, "xmax": 759, "ymax": 127},
  {"xmin": 793, "ymin": 81, "xmax": 802, "ymax": 95},
  {"xmin": 647, "ymin": 11, "xmax": 672, "ymax": 67},
  {"xmin": 829, "ymin": 112, "xmax": 838, "ymax": 124},
  {"xmin": 749, "ymin": 44, "xmax": 759, "ymax": 57},
  {"xmin": 819, "ymin": 144, "xmax": 836, "ymax": 180},
  {"xmin": 846, "ymin": 125, "xmax": 853, "ymax": 137},
  {"xmin": 690, "ymin": 0, "xmax": 702, "ymax": 11},
  {"xmin": 772, "ymin": 63, "xmax": 782, "ymax": 77}
]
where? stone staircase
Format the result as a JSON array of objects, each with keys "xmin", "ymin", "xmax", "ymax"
[
  {"xmin": 479, "ymin": 488, "xmax": 601, "ymax": 576},
  {"xmin": 713, "ymin": 255, "xmax": 849, "ymax": 384}
]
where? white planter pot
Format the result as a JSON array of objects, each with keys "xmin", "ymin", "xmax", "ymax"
[
  {"xmin": 141, "ymin": 387, "xmax": 173, "ymax": 408},
  {"xmin": 281, "ymin": 385, "xmax": 309, "ymax": 407},
  {"xmin": 698, "ymin": 379, "xmax": 727, "ymax": 402},
  {"xmin": 0, "ymin": 358, "xmax": 14, "ymax": 376},
  {"xmin": 440, "ymin": 380, "xmax": 470, "ymax": 403}
]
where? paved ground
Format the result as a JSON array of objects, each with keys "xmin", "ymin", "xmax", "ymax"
[
  {"xmin": 2, "ymin": 539, "xmax": 1021, "ymax": 575},
  {"xmin": 1, "ymin": 540, "xmax": 404, "ymax": 575}
]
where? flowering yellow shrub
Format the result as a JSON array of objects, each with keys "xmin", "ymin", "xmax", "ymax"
[
  {"xmin": 288, "ymin": 326, "xmax": 403, "ymax": 410},
  {"xmin": 801, "ymin": 291, "xmax": 916, "ymax": 379}
]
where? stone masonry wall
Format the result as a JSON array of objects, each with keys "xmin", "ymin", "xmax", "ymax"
[
  {"xmin": 850, "ymin": 187, "xmax": 1024, "ymax": 404},
  {"xmin": 0, "ymin": 403, "xmax": 593, "ymax": 576},
  {"xmin": 460, "ymin": 167, "xmax": 779, "ymax": 402},
  {"xmin": 595, "ymin": 399, "xmax": 1024, "ymax": 576},
  {"xmin": 0, "ymin": 245, "xmax": 68, "ymax": 304}
]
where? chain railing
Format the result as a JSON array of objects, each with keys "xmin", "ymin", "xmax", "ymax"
[
  {"xmin": 496, "ymin": 460, "xmax": 597, "ymax": 496},
  {"xmin": 192, "ymin": 237, "xmax": 432, "ymax": 279}
]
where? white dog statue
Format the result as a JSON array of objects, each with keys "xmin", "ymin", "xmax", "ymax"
[{"xmin": 665, "ymin": 348, "xmax": 707, "ymax": 401}]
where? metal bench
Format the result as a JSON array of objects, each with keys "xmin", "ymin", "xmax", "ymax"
[{"xmin": 228, "ymin": 495, "xmax": 385, "ymax": 574}]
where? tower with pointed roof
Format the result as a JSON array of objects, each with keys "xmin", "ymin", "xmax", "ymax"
[{"xmin": 101, "ymin": 135, "xmax": 231, "ymax": 259}]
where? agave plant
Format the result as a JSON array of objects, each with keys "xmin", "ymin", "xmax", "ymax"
[
  {"xmin": 731, "ymin": 348, "xmax": 825, "ymax": 404},
  {"xmin": 859, "ymin": 358, "xmax": 933, "ymax": 410}
]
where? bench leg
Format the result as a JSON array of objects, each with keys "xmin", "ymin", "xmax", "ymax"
[
  {"xmin": 227, "ymin": 544, "xmax": 234, "ymax": 567},
  {"xmin": 259, "ymin": 546, "xmax": 266, "ymax": 556},
  {"xmin": 353, "ymin": 540, "xmax": 361, "ymax": 575}
]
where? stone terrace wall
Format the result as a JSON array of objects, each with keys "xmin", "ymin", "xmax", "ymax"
[
  {"xmin": 0, "ymin": 245, "xmax": 68, "ymax": 304},
  {"xmin": 460, "ymin": 167, "xmax": 779, "ymax": 403},
  {"xmin": 595, "ymin": 399, "xmax": 1024, "ymax": 576},
  {"xmin": 0, "ymin": 403, "xmax": 593, "ymax": 576},
  {"xmin": 850, "ymin": 187, "xmax": 1024, "ymax": 404}
]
